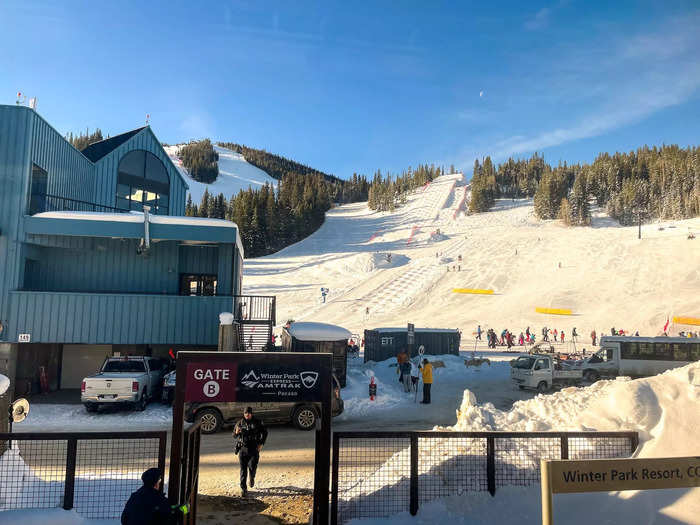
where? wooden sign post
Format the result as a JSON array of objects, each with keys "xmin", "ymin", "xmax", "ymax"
[{"xmin": 541, "ymin": 457, "xmax": 700, "ymax": 525}]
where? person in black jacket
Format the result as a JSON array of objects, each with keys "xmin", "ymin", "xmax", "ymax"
[
  {"xmin": 234, "ymin": 406, "xmax": 268, "ymax": 497},
  {"xmin": 121, "ymin": 468, "xmax": 174, "ymax": 525}
]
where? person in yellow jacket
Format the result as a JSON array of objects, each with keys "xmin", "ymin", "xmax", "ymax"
[{"xmin": 419, "ymin": 358, "xmax": 433, "ymax": 404}]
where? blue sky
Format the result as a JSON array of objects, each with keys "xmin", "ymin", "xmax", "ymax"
[{"xmin": 1, "ymin": 1, "xmax": 699, "ymax": 179}]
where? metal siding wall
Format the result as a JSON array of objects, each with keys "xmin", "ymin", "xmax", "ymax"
[
  {"xmin": 8, "ymin": 291, "xmax": 232, "ymax": 345},
  {"xmin": 217, "ymin": 244, "xmax": 233, "ymax": 295},
  {"xmin": 34, "ymin": 238, "xmax": 179, "ymax": 294},
  {"xmin": 178, "ymin": 245, "xmax": 218, "ymax": 275},
  {"xmin": 93, "ymin": 128, "xmax": 187, "ymax": 215},
  {"xmin": 0, "ymin": 106, "xmax": 32, "ymax": 342},
  {"xmin": 28, "ymin": 110, "xmax": 95, "ymax": 204}
]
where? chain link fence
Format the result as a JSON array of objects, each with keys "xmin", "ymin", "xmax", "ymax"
[
  {"xmin": 0, "ymin": 432, "xmax": 166, "ymax": 519},
  {"xmin": 331, "ymin": 431, "xmax": 638, "ymax": 525}
]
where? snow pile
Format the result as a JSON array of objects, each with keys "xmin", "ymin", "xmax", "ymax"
[
  {"xmin": 451, "ymin": 362, "xmax": 700, "ymax": 456},
  {"xmin": 18, "ymin": 403, "xmax": 172, "ymax": 432},
  {"xmin": 0, "ymin": 374, "xmax": 9, "ymax": 396},
  {"xmin": 0, "ymin": 448, "xmax": 47, "ymax": 509},
  {"xmin": 345, "ymin": 363, "xmax": 700, "ymax": 524},
  {"xmin": 218, "ymin": 312, "xmax": 234, "ymax": 325},
  {"xmin": 0, "ymin": 508, "xmax": 112, "ymax": 525},
  {"xmin": 165, "ymin": 144, "xmax": 277, "ymax": 203}
]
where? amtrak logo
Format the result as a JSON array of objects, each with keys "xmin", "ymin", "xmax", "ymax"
[
  {"xmin": 241, "ymin": 370, "xmax": 259, "ymax": 388},
  {"xmin": 300, "ymin": 371, "xmax": 319, "ymax": 389}
]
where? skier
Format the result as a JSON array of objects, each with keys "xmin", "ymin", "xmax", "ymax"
[
  {"xmin": 476, "ymin": 325, "xmax": 482, "ymax": 341},
  {"xmin": 591, "ymin": 329, "xmax": 597, "ymax": 346}
]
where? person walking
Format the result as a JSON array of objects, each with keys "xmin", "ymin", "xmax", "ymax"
[
  {"xmin": 121, "ymin": 468, "xmax": 184, "ymax": 525},
  {"xmin": 553, "ymin": 328, "xmax": 558, "ymax": 342},
  {"xmin": 560, "ymin": 331, "xmax": 565, "ymax": 343},
  {"xmin": 234, "ymin": 407, "xmax": 268, "ymax": 497},
  {"xmin": 419, "ymin": 358, "xmax": 433, "ymax": 404},
  {"xmin": 476, "ymin": 325, "xmax": 482, "ymax": 341},
  {"xmin": 572, "ymin": 327, "xmax": 578, "ymax": 342},
  {"xmin": 591, "ymin": 329, "xmax": 597, "ymax": 346},
  {"xmin": 401, "ymin": 357, "xmax": 412, "ymax": 393},
  {"xmin": 396, "ymin": 348, "xmax": 409, "ymax": 385},
  {"xmin": 410, "ymin": 358, "xmax": 420, "ymax": 393}
]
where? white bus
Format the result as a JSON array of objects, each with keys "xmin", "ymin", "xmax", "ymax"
[{"xmin": 582, "ymin": 336, "xmax": 700, "ymax": 381}]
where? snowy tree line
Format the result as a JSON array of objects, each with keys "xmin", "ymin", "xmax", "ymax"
[
  {"xmin": 179, "ymin": 139, "xmax": 219, "ymax": 184},
  {"xmin": 185, "ymin": 173, "xmax": 332, "ymax": 257},
  {"xmin": 469, "ymin": 145, "xmax": 700, "ymax": 226},
  {"xmin": 368, "ymin": 164, "xmax": 449, "ymax": 211}
]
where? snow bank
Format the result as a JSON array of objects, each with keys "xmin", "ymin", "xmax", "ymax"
[
  {"xmin": 19, "ymin": 403, "xmax": 172, "ymax": 432},
  {"xmin": 450, "ymin": 362, "xmax": 700, "ymax": 456},
  {"xmin": 0, "ymin": 508, "xmax": 116, "ymax": 525},
  {"xmin": 0, "ymin": 374, "xmax": 9, "ymax": 396}
]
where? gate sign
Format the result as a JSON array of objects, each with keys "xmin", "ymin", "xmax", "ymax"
[{"xmin": 184, "ymin": 354, "xmax": 327, "ymax": 403}]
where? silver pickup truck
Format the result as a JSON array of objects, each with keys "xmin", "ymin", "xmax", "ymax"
[{"xmin": 81, "ymin": 356, "xmax": 167, "ymax": 412}]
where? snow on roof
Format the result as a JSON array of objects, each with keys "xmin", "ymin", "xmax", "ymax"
[
  {"xmin": 0, "ymin": 373, "xmax": 9, "ymax": 396},
  {"xmin": 33, "ymin": 211, "xmax": 237, "ymax": 228},
  {"xmin": 287, "ymin": 322, "xmax": 352, "ymax": 341},
  {"xmin": 372, "ymin": 327, "xmax": 460, "ymax": 333}
]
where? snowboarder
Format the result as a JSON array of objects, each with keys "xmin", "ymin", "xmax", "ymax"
[
  {"xmin": 591, "ymin": 329, "xmax": 597, "ymax": 346},
  {"xmin": 234, "ymin": 407, "xmax": 268, "ymax": 498},
  {"xmin": 419, "ymin": 358, "xmax": 433, "ymax": 404}
]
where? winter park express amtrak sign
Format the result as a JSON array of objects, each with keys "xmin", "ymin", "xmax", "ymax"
[{"xmin": 184, "ymin": 357, "xmax": 324, "ymax": 403}]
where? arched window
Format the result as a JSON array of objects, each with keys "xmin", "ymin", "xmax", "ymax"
[{"xmin": 116, "ymin": 150, "xmax": 170, "ymax": 214}]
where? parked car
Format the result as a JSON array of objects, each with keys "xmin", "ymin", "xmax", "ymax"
[
  {"xmin": 81, "ymin": 356, "xmax": 168, "ymax": 412},
  {"xmin": 184, "ymin": 374, "xmax": 344, "ymax": 434},
  {"xmin": 161, "ymin": 370, "xmax": 176, "ymax": 404}
]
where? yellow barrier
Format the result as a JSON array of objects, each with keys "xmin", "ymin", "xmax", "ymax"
[
  {"xmin": 535, "ymin": 307, "xmax": 573, "ymax": 316},
  {"xmin": 673, "ymin": 316, "xmax": 700, "ymax": 326},
  {"xmin": 452, "ymin": 288, "xmax": 494, "ymax": 295}
]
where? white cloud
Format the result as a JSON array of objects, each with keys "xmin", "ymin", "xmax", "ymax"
[
  {"xmin": 485, "ymin": 12, "xmax": 700, "ymax": 160},
  {"xmin": 524, "ymin": 7, "xmax": 551, "ymax": 30}
]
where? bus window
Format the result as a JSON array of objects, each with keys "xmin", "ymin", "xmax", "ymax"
[
  {"xmin": 655, "ymin": 343, "xmax": 673, "ymax": 361},
  {"xmin": 690, "ymin": 343, "xmax": 700, "ymax": 362},
  {"xmin": 621, "ymin": 342, "xmax": 638, "ymax": 359},
  {"xmin": 671, "ymin": 344, "xmax": 689, "ymax": 361},
  {"xmin": 638, "ymin": 342, "xmax": 655, "ymax": 359}
]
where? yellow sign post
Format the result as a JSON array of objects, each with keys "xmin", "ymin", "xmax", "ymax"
[{"xmin": 541, "ymin": 457, "xmax": 700, "ymax": 525}]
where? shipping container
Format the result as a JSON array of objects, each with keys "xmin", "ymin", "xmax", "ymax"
[{"xmin": 363, "ymin": 327, "xmax": 461, "ymax": 363}]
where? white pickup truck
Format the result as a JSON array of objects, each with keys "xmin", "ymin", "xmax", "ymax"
[
  {"xmin": 510, "ymin": 354, "xmax": 583, "ymax": 392},
  {"xmin": 81, "ymin": 356, "xmax": 167, "ymax": 412}
]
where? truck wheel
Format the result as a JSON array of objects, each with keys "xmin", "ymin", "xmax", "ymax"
[
  {"xmin": 136, "ymin": 391, "xmax": 147, "ymax": 411},
  {"xmin": 293, "ymin": 406, "xmax": 317, "ymax": 431},
  {"xmin": 197, "ymin": 408, "xmax": 223, "ymax": 434},
  {"xmin": 537, "ymin": 381, "xmax": 549, "ymax": 393},
  {"xmin": 584, "ymin": 370, "xmax": 599, "ymax": 383},
  {"xmin": 84, "ymin": 403, "xmax": 98, "ymax": 413}
]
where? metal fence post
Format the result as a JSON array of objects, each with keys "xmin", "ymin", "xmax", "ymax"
[
  {"xmin": 157, "ymin": 432, "xmax": 167, "ymax": 495},
  {"xmin": 410, "ymin": 433, "xmax": 419, "ymax": 515},
  {"xmin": 63, "ymin": 437, "xmax": 77, "ymax": 510},
  {"xmin": 486, "ymin": 436, "xmax": 496, "ymax": 496},
  {"xmin": 560, "ymin": 434, "xmax": 569, "ymax": 460},
  {"xmin": 330, "ymin": 433, "xmax": 340, "ymax": 525}
]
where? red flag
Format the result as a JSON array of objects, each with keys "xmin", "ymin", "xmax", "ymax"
[{"xmin": 663, "ymin": 318, "xmax": 670, "ymax": 332}]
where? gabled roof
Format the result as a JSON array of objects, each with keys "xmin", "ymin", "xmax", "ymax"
[{"xmin": 81, "ymin": 127, "xmax": 146, "ymax": 162}]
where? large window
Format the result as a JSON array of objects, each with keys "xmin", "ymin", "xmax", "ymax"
[
  {"xmin": 179, "ymin": 274, "xmax": 218, "ymax": 296},
  {"xmin": 28, "ymin": 164, "xmax": 48, "ymax": 215},
  {"xmin": 621, "ymin": 341, "xmax": 698, "ymax": 361},
  {"xmin": 116, "ymin": 150, "xmax": 170, "ymax": 214}
]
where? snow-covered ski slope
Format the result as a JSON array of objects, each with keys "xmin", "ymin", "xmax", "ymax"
[
  {"xmin": 164, "ymin": 144, "xmax": 277, "ymax": 203},
  {"xmin": 244, "ymin": 173, "xmax": 700, "ymax": 339}
]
